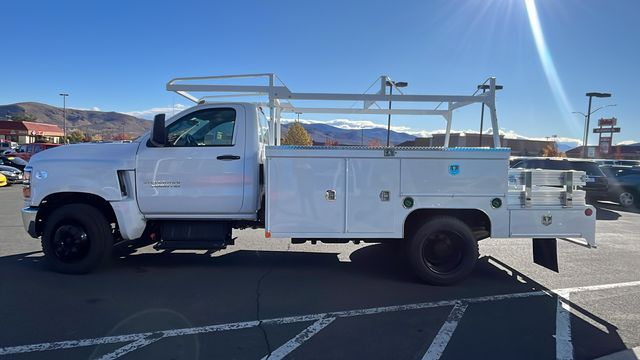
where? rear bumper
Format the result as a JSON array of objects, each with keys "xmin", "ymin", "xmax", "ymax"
[{"xmin": 21, "ymin": 207, "xmax": 39, "ymax": 238}]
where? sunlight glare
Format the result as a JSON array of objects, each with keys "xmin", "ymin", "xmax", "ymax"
[{"xmin": 524, "ymin": 0, "xmax": 577, "ymax": 133}]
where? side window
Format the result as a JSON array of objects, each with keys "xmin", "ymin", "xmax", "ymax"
[
  {"xmin": 257, "ymin": 108, "xmax": 270, "ymax": 145},
  {"xmin": 165, "ymin": 108, "xmax": 236, "ymax": 147}
]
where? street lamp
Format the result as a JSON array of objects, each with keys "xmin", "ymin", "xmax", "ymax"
[
  {"xmin": 580, "ymin": 92, "xmax": 611, "ymax": 157},
  {"xmin": 385, "ymin": 80, "xmax": 408, "ymax": 146},
  {"xmin": 477, "ymin": 84, "xmax": 503, "ymax": 147},
  {"xmin": 59, "ymin": 93, "xmax": 69, "ymax": 144}
]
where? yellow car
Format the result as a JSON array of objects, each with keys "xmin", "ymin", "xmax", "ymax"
[{"xmin": 0, "ymin": 173, "xmax": 7, "ymax": 187}]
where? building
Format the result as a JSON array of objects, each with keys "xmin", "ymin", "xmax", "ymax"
[
  {"xmin": 398, "ymin": 132, "xmax": 555, "ymax": 156},
  {"xmin": 0, "ymin": 121, "xmax": 64, "ymax": 144},
  {"xmin": 566, "ymin": 145, "xmax": 640, "ymax": 160}
]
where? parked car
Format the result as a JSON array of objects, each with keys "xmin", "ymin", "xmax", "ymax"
[
  {"xmin": 8, "ymin": 143, "xmax": 61, "ymax": 161},
  {"xmin": 510, "ymin": 158, "xmax": 608, "ymax": 202},
  {"xmin": 0, "ymin": 165, "xmax": 23, "ymax": 184},
  {"xmin": 595, "ymin": 159, "xmax": 640, "ymax": 167},
  {"xmin": 599, "ymin": 165, "xmax": 640, "ymax": 208},
  {"xmin": 0, "ymin": 140, "xmax": 17, "ymax": 152},
  {"xmin": 0, "ymin": 173, "xmax": 7, "ymax": 187},
  {"xmin": 0, "ymin": 155, "xmax": 28, "ymax": 171}
]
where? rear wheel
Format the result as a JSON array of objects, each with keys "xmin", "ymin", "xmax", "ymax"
[
  {"xmin": 42, "ymin": 204, "xmax": 112, "ymax": 274},
  {"xmin": 618, "ymin": 191, "xmax": 637, "ymax": 208},
  {"xmin": 407, "ymin": 217, "xmax": 479, "ymax": 285}
]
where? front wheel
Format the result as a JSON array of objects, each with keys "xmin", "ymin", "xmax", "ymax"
[
  {"xmin": 407, "ymin": 217, "xmax": 479, "ymax": 285},
  {"xmin": 41, "ymin": 204, "xmax": 112, "ymax": 274}
]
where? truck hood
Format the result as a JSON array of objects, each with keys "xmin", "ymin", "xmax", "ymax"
[{"xmin": 29, "ymin": 142, "xmax": 141, "ymax": 169}]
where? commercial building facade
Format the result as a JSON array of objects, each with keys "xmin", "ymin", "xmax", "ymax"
[{"xmin": 0, "ymin": 121, "xmax": 64, "ymax": 144}]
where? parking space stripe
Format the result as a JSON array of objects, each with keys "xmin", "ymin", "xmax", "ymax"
[
  {"xmin": 1, "ymin": 280, "xmax": 639, "ymax": 357},
  {"xmin": 95, "ymin": 335, "xmax": 164, "ymax": 360},
  {"xmin": 555, "ymin": 291, "xmax": 573, "ymax": 360},
  {"xmin": 262, "ymin": 317, "xmax": 336, "ymax": 360},
  {"xmin": 421, "ymin": 302, "xmax": 468, "ymax": 360}
]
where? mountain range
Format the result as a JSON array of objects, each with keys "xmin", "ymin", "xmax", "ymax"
[
  {"xmin": 282, "ymin": 122, "xmax": 415, "ymax": 146},
  {"xmin": 0, "ymin": 102, "xmax": 152, "ymax": 137}
]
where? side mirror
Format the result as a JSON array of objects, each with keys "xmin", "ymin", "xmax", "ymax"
[{"xmin": 150, "ymin": 113, "xmax": 166, "ymax": 147}]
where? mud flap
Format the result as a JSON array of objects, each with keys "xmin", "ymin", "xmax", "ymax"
[{"xmin": 533, "ymin": 238, "xmax": 558, "ymax": 272}]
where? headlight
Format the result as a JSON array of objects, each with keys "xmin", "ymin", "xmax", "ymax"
[
  {"xmin": 23, "ymin": 166, "xmax": 31, "ymax": 199},
  {"xmin": 0, "ymin": 170, "xmax": 11, "ymax": 176}
]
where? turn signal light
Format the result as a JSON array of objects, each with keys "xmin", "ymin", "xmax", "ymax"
[{"xmin": 265, "ymin": 231, "xmax": 271, "ymax": 238}]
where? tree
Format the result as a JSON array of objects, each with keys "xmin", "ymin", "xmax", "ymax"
[
  {"xmin": 67, "ymin": 129, "xmax": 85, "ymax": 144},
  {"xmin": 282, "ymin": 122, "xmax": 312, "ymax": 146},
  {"xmin": 324, "ymin": 137, "xmax": 338, "ymax": 146},
  {"xmin": 540, "ymin": 144, "xmax": 563, "ymax": 157},
  {"xmin": 368, "ymin": 138, "xmax": 382, "ymax": 147}
]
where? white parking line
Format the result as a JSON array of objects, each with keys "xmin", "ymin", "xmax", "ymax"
[
  {"xmin": 1, "ymin": 280, "xmax": 639, "ymax": 357},
  {"xmin": 421, "ymin": 302, "xmax": 468, "ymax": 360},
  {"xmin": 95, "ymin": 335, "xmax": 164, "ymax": 360},
  {"xmin": 262, "ymin": 317, "xmax": 336, "ymax": 360},
  {"xmin": 555, "ymin": 291, "xmax": 573, "ymax": 360}
]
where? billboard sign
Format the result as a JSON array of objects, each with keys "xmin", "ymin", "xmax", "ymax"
[
  {"xmin": 599, "ymin": 137, "xmax": 611, "ymax": 154},
  {"xmin": 593, "ymin": 127, "xmax": 621, "ymax": 133},
  {"xmin": 598, "ymin": 117, "xmax": 617, "ymax": 127}
]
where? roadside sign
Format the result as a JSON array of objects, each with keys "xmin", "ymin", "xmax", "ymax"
[
  {"xmin": 598, "ymin": 118, "xmax": 617, "ymax": 126},
  {"xmin": 587, "ymin": 147, "xmax": 596, "ymax": 158},
  {"xmin": 593, "ymin": 127, "xmax": 621, "ymax": 133},
  {"xmin": 599, "ymin": 137, "xmax": 611, "ymax": 154}
]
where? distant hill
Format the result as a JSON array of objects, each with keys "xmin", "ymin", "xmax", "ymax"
[
  {"xmin": 0, "ymin": 102, "xmax": 151, "ymax": 137},
  {"xmin": 282, "ymin": 122, "xmax": 415, "ymax": 146}
]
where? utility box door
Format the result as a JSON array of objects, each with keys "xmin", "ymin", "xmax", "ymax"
[
  {"xmin": 346, "ymin": 159, "xmax": 399, "ymax": 233},
  {"xmin": 267, "ymin": 157, "xmax": 346, "ymax": 233}
]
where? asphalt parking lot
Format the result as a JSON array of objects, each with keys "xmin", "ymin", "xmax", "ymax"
[{"xmin": 1, "ymin": 186, "xmax": 639, "ymax": 360}]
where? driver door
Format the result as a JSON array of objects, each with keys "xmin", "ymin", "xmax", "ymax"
[{"xmin": 136, "ymin": 105, "xmax": 246, "ymax": 216}]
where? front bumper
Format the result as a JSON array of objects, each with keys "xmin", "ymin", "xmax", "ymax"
[{"xmin": 21, "ymin": 207, "xmax": 39, "ymax": 238}]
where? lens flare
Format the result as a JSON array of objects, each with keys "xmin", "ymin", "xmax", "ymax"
[{"xmin": 524, "ymin": 0, "xmax": 577, "ymax": 133}]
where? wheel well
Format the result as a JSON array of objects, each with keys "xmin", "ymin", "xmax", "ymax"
[
  {"xmin": 35, "ymin": 192, "xmax": 118, "ymax": 236},
  {"xmin": 404, "ymin": 209, "xmax": 491, "ymax": 240}
]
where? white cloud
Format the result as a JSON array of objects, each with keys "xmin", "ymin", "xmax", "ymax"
[
  {"xmin": 70, "ymin": 106, "xmax": 101, "ymax": 111},
  {"xmin": 281, "ymin": 118, "xmax": 413, "ymax": 133},
  {"xmin": 124, "ymin": 104, "xmax": 189, "ymax": 119}
]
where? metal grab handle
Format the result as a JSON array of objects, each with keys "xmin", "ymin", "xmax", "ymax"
[{"xmin": 217, "ymin": 155, "xmax": 241, "ymax": 161}]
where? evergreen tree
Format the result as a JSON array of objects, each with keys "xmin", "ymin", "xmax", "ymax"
[{"xmin": 283, "ymin": 122, "xmax": 312, "ymax": 145}]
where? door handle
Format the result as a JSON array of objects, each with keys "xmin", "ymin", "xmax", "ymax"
[{"xmin": 217, "ymin": 155, "xmax": 241, "ymax": 161}]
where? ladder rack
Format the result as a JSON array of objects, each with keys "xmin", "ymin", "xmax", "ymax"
[{"xmin": 165, "ymin": 73, "xmax": 502, "ymax": 148}]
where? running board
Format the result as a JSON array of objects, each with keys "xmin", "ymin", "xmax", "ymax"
[{"xmin": 154, "ymin": 240, "xmax": 227, "ymax": 250}]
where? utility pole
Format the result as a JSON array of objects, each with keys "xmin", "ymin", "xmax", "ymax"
[
  {"xmin": 582, "ymin": 92, "xmax": 611, "ymax": 158},
  {"xmin": 59, "ymin": 93, "xmax": 69, "ymax": 144},
  {"xmin": 385, "ymin": 79, "xmax": 408, "ymax": 147}
]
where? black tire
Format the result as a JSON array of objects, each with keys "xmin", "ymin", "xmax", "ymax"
[
  {"xmin": 41, "ymin": 204, "xmax": 112, "ymax": 274},
  {"xmin": 618, "ymin": 190, "xmax": 637, "ymax": 208},
  {"xmin": 407, "ymin": 216, "xmax": 479, "ymax": 285}
]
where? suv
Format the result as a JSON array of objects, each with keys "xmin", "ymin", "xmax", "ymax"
[
  {"xmin": 599, "ymin": 165, "xmax": 640, "ymax": 208},
  {"xmin": 511, "ymin": 158, "xmax": 608, "ymax": 202},
  {"xmin": 9, "ymin": 143, "xmax": 61, "ymax": 161}
]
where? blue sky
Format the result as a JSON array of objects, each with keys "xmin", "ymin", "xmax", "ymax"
[{"xmin": 1, "ymin": 0, "xmax": 638, "ymax": 144}]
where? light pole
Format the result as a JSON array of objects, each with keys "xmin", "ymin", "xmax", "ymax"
[
  {"xmin": 477, "ymin": 84, "xmax": 503, "ymax": 147},
  {"xmin": 580, "ymin": 92, "xmax": 611, "ymax": 157},
  {"xmin": 385, "ymin": 80, "xmax": 408, "ymax": 146},
  {"xmin": 59, "ymin": 93, "xmax": 69, "ymax": 144}
]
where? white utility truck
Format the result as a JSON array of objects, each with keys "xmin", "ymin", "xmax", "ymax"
[{"xmin": 21, "ymin": 74, "xmax": 596, "ymax": 285}]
